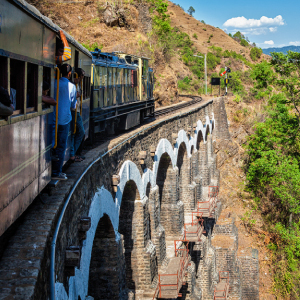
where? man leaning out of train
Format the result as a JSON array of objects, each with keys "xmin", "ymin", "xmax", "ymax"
[
  {"xmin": 42, "ymin": 81, "xmax": 57, "ymax": 106},
  {"xmin": 52, "ymin": 64, "xmax": 77, "ymax": 181},
  {"xmin": 0, "ymin": 86, "xmax": 14, "ymax": 119},
  {"xmin": 70, "ymin": 68, "xmax": 86, "ymax": 163}
]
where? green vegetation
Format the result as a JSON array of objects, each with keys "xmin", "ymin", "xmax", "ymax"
[
  {"xmin": 250, "ymin": 60, "xmax": 275, "ymax": 98},
  {"xmin": 233, "ymin": 31, "xmax": 250, "ymax": 47},
  {"xmin": 245, "ymin": 52, "xmax": 300, "ymax": 298},
  {"xmin": 80, "ymin": 18, "xmax": 100, "ymax": 28},
  {"xmin": 192, "ymin": 33, "xmax": 198, "ymax": 39},
  {"xmin": 81, "ymin": 41, "xmax": 103, "ymax": 51},
  {"xmin": 250, "ymin": 47, "xmax": 263, "ymax": 61},
  {"xmin": 187, "ymin": 6, "xmax": 195, "ymax": 16}
]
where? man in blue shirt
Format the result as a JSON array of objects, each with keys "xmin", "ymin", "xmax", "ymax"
[{"xmin": 52, "ymin": 64, "xmax": 77, "ymax": 180}]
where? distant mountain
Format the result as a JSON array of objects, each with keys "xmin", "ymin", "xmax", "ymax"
[{"xmin": 262, "ymin": 46, "xmax": 300, "ymax": 56}]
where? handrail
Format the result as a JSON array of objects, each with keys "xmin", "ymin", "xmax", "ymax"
[
  {"xmin": 50, "ymin": 98, "xmax": 215, "ymax": 300},
  {"xmin": 53, "ymin": 67, "xmax": 60, "ymax": 149},
  {"xmin": 73, "ymin": 72, "xmax": 78, "ymax": 134},
  {"xmin": 80, "ymin": 78, "xmax": 83, "ymax": 116}
]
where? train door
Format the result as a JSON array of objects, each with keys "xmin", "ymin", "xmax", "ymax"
[
  {"xmin": 93, "ymin": 66, "xmax": 100, "ymax": 109},
  {"xmin": 116, "ymin": 68, "xmax": 122, "ymax": 104},
  {"xmin": 137, "ymin": 68, "xmax": 140, "ymax": 101},
  {"xmin": 133, "ymin": 70, "xmax": 138, "ymax": 101},
  {"xmin": 99, "ymin": 66, "xmax": 104, "ymax": 108},
  {"xmin": 142, "ymin": 59, "xmax": 148, "ymax": 101},
  {"xmin": 112, "ymin": 67, "xmax": 117, "ymax": 105},
  {"xmin": 124, "ymin": 69, "xmax": 127, "ymax": 103},
  {"xmin": 103, "ymin": 67, "xmax": 108, "ymax": 107},
  {"xmin": 128, "ymin": 70, "xmax": 132, "ymax": 102},
  {"xmin": 120, "ymin": 68, "xmax": 124, "ymax": 104},
  {"xmin": 107, "ymin": 67, "xmax": 112, "ymax": 106}
]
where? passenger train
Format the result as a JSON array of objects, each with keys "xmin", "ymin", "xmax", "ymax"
[{"xmin": 0, "ymin": 0, "xmax": 155, "ymax": 236}]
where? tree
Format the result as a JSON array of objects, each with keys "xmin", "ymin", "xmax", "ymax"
[
  {"xmin": 250, "ymin": 47, "xmax": 262, "ymax": 61},
  {"xmin": 271, "ymin": 51, "xmax": 300, "ymax": 126},
  {"xmin": 187, "ymin": 6, "xmax": 195, "ymax": 16}
]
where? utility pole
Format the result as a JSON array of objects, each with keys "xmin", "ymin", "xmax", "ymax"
[
  {"xmin": 204, "ymin": 53, "xmax": 207, "ymax": 95},
  {"xmin": 193, "ymin": 54, "xmax": 207, "ymax": 95}
]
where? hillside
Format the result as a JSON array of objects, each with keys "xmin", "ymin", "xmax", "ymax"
[
  {"xmin": 167, "ymin": 2, "xmax": 268, "ymax": 63},
  {"xmin": 27, "ymin": 0, "xmax": 266, "ymax": 106},
  {"xmin": 263, "ymin": 45, "xmax": 300, "ymax": 55}
]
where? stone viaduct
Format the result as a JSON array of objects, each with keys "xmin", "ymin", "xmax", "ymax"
[{"xmin": 0, "ymin": 98, "xmax": 259, "ymax": 300}]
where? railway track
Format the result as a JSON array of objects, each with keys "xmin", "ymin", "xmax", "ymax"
[{"xmin": 154, "ymin": 97, "xmax": 202, "ymax": 117}]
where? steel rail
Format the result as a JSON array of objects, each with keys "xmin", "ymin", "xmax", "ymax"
[
  {"xmin": 155, "ymin": 97, "xmax": 202, "ymax": 117},
  {"xmin": 49, "ymin": 97, "xmax": 213, "ymax": 300}
]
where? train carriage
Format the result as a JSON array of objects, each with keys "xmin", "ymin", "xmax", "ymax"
[
  {"xmin": 0, "ymin": 0, "xmax": 92, "ymax": 236},
  {"xmin": 89, "ymin": 50, "xmax": 155, "ymax": 142}
]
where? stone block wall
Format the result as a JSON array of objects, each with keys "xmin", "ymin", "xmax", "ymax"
[
  {"xmin": 238, "ymin": 249, "xmax": 259, "ymax": 300},
  {"xmin": 213, "ymin": 96, "xmax": 230, "ymax": 140}
]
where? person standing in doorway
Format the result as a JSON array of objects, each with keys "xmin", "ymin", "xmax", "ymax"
[
  {"xmin": 70, "ymin": 68, "xmax": 86, "ymax": 162},
  {"xmin": 52, "ymin": 64, "xmax": 77, "ymax": 180}
]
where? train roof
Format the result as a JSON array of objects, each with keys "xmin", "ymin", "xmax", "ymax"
[
  {"xmin": 91, "ymin": 49, "xmax": 138, "ymax": 70},
  {"xmin": 10, "ymin": 0, "xmax": 92, "ymax": 58},
  {"xmin": 113, "ymin": 51, "xmax": 151, "ymax": 60}
]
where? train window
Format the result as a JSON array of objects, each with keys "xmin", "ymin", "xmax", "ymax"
[
  {"xmin": 26, "ymin": 63, "xmax": 38, "ymax": 112},
  {"xmin": 42, "ymin": 67, "xmax": 52, "ymax": 109},
  {"xmin": 0, "ymin": 56, "xmax": 8, "ymax": 89},
  {"xmin": 86, "ymin": 77, "xmax": 90, "ymax": 98},
  {"xmin": 133, "ymin": 71, "xmax": 138, "ymax": 87},
  {"xmin": 124, "ymin": 69, "xmax": 127, "ymax": 85},
  {"xmin": 75, "ymin": 50, "xmax": 79, "ymax": 70},
  {"xmin": 104, "ymin": 68, "xmax": 107, "ymax": 87},
  {"xmin": 108, "ymin": 68, "xmax": 112, "ymax": 86},
  {"xmin": 94, "ymin": 67, "xmax": 100, "ymax": 88},
  {"xmin": 100, "ymin": 67, "xmax": 103, "ymax": 87},
  {"xmin": 10, "ymin": 59, "xmax": 25, "ymax": 114},
  {"xmin": 113, "ymin": 68, "xmax": 116, "ymax": 86},
  {"xmin": 83, "ymin": 76, "xmax": 90, "ymax": 100}
]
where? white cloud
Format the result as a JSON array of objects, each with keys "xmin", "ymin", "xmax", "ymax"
[
  {"xmin": 269, "ymin": 27, "xmax": 277, "ymax": 32},
  {"xmin": 223, "ymin": 15, "xmax": 284, "ymax": 28},
  {"xmin": 289, "ymin": 41, "xmax": 300, "ymax": 46},
  {"xmin": 228, "ymin": 27, "xmax": 269, "ymax": 36},
  {"xmin": 264, "ymin": 40, "xmax": 274, "ymax": 45}
]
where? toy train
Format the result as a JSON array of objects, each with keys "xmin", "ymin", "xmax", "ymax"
[{"xmin": 0, "ymin": 0, "xmax": 155, "ymax": 236}]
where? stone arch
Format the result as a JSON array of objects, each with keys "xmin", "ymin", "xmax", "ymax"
[
  {"xmin": 119, "ymin": 180, "xmax": 145, "ymax": 292},
  {"xmin": 177, "ymin": 142, "xmax": 191, "ymax": 216},
  {"xmin": 153, "ymin": 138, "xmax": 176, "ymax": 183},
  {"xmin": 88, "ymin": 214, "xmax": 123, "ymax": 299},
  {"xmin": 156, "ymin": 152, "xmax": 183, "ymax": 235}
]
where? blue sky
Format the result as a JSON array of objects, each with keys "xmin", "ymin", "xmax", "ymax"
[{"xmin": 170, "ymin": 0, "xmax": 300, "ymax": 48}]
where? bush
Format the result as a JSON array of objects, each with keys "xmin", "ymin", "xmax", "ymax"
[
  {"xmin": 250, "ymin": 47, "xmax": 263, "ymax": 61},
  {"xmin": 192, "ymin": 33, "xmax": 198, "ymax": 39},
  {"xmin": 250, "ymin": 61, "xmax": 275, "ymax": 89},
  {"xmin": 223, "ymin": 49, "xmax": 230, "ymax": 58},
  {"xmin": 240, "ymin": 38, "xmax": 249, "ymax": 47},
  {"xmin": 207, "ymin": 52, "xmax": 221, "ymax": 70}
]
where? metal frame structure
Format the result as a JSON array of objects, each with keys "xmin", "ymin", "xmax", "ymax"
[
  {"xmin": 214, "ymin": 271, "xmax": 230, "ymax": 300},
  {"xmin": 183, "ymin": 212, "xmax": 204, "ymax": 241},
  {"xmin": 157, "ymin": 241, "xmax": 189, "ymax": 298}
]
